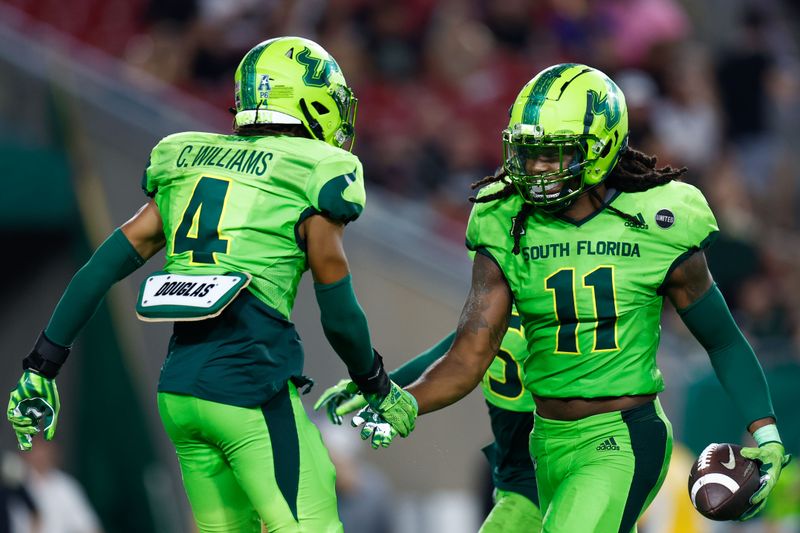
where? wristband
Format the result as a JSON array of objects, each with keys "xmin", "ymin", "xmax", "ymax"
[
  {"xmin": 349, "ymin": 350, "xmax": 390, "ymax": 398},
  {"xmin": 22, "ymin": 331, "xmax": 70, "ymax": 379},
  {"xmin": 753, "ymin": 424, "xmax": 782, "ymax": 447}
]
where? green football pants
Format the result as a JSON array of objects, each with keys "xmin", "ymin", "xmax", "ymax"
[
  {"xmin": 158, "ymin": 383, "xmax": 343, "ymax": 533},
  {"xmin": 479, "ymin": 489, "xmax": 543, "ymax": 533},
  {"xmin": 530, "ymin": 399, "xmax": 672, "ymax": 533}
]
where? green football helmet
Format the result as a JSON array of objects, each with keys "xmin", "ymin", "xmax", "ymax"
[
  {"xmin": 233, "ymin": 36, "xmax": 357, "ymax": 150},
  {"xmin": 503, "ymin": 63, "xmax": 628, "ymax": 211}
]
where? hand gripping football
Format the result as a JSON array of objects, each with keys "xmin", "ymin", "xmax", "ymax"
[{"xmin": 688, "ymin": 443, "xmax": 760, "ymax": 520}]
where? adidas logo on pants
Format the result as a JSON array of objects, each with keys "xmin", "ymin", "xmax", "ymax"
[{"xmin": 596, "ymin": 437, "xmax": 620, "ymax": 451}]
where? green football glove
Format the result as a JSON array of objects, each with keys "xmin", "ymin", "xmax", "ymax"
[
  {"xmin": 7, "ymin": 370, "xmax": 61, "ymax": 451},
  {"xmin": 364, "ymin": 380, "xmax": 418, "ymax": 437},
  {"xmin": 352, "ymin": 407, "xmax": 397, "ymax": 449},
  {"xmin": 739, "ymin": 440, "xmax": 792, "ymax": 520},
  {"xmin": 338, "ymin": 391, "xmax": 368, "ymax": 416},
  {"xmin": 350, "ymin": 381, "xmax": 417, "ymax": 449},
  {"xmin": 313, "ymin": 379, "xmax": 368, "ymax": 425}
]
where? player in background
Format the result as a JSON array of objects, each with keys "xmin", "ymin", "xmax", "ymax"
[
  {"xmin": 6, "ymin": 36, "xmax": 416, "ymax": 533},
  {"xmin": 315, "ymin": 308, "xmax": 542, "ymax": 533},
  {"xmin": 354, "ymin": 64, "xmax": 790, "ymax": 531}
]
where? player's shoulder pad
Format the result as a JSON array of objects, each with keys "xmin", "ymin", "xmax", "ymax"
[
  {"xmin": 153, "ymin": 130, "xmax": 209, "ymax": 148},
  {"xmin": 474, "ymin": 179, "xmax": 509, "ymax": 201},
  {"xmin": 144, "ymin": 132, "xmax": 224, "ymax": 197},
  {"xmin": 466, "ymin": 181, "xmax": 516, "ymax": 251},
  {"xmin": 148, "ymin": 131, "xmax": 214, "ymax": 166},
  {"xmin": 308, "ymin": 149, "xmax": 365, "ymax": 224},
  {"xmin": 640, "ymin": 180, "xmax": 718, "ymax": 249},
  {"xmin": 469, "ymin": 180, "xmax": 513, "ymax": 220}
]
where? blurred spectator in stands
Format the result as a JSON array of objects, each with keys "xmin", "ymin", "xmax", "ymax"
[
  {"xmin": 736, "ymin": 275, "xmax": 796, "ymax": 359},
  {"xmin": 124, "ymin": 0, "xmax": 199, "ymax": 85},
  {"xmin": 597, "ymin": 0, "xmax": 690, "ymax": 71},
  {"xmin": 15, "ymin": 439, "xmax": 103, "ymax": 533},
  {"xmin": 615, "ymin": 69, "xmax": 658, "ymax": 153},
  {"xmin": 716, "ymin": 5, "xmax": 782, "ymax": 198},
  {"xmin": 1, "ymin": 452, "xmax": 39, "ymax": 533},
  {"xmin": 479, "ymin": 0, "xmax": 533, "ymax": 50},
  {"xmin": 650, "ymin": 45, "xmax": 722, "ymax": 174},
  {"xmin": 544, "ymin": 0, "xmax": 614, "ymax": 68}
]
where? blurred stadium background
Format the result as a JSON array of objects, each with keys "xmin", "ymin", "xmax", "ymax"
[{"xmin": 0, "ymin": 0, "xmax": 799, "ymax": 531}]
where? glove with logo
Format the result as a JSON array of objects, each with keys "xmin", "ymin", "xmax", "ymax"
[
  {"xmin": 347, "ymin": 351, "xmax": 417, "ymax": 442},
  {"xmin": 739, "ymin": 428, "xmax": 792, "ymax": 521},
  {"xmin": 313, "ymin": 379, "xmax": 368, "ymax": 425},
  {"xmin": 351, "ymin": 381, "xmax": 418, "ymax": 449},
  {"xmin": 7, "ymin": 370, "xmax": 60, "ymax": 451},
  {"xmin": 364, "ymin": 381, "xmax": 417, "ymax": 437},
  {"xmin": 352, "ymin": 407, "xmax": 397, "ymax": 449}
]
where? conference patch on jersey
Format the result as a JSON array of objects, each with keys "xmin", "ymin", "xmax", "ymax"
[
  {"xmin": 655, "ymin": 209, "xmax": 675, "ymax": 229},
  {"xmin": 136, "ymin": 271, "xmax": 251, "ymax": 322}
]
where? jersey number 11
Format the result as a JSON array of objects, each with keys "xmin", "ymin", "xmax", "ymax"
[{"xmin": 545, "ymin": 266, "xmax": 619, "ymax": 354}]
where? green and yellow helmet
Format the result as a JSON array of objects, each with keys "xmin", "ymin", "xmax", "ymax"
[
  {"xmin": 503, "ymin": 64, "xmax": 628, "ymax": 210},
  {"xmin": 233, "ymin": 36, "xmax": 357, "ymax": 150}
]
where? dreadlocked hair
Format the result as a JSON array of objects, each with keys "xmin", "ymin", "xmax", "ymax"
[
  {"xmin": 469, "ymin": 169, "xmax": 515, "ymax": 204},
  {"xmin": 605, "ymin": 147, "xmax": 687, "ymax": 192},
  {"xmin": 468, "ymin": 168, "xmax": 532, "ymax": 255}
]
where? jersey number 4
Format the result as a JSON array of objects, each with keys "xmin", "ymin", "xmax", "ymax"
[
  {"xmin": 545, "ymin": 266, "xmax": 619, "ymax": 354},
  {"xmin": 174, "ymin": 177, "xmax": 231, "ymax": 264}
]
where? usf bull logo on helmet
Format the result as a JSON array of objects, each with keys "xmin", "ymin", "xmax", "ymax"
[
  {"xmin": 503, "ymin": 64, "xmax": 629, "ymax": 210},
  {"xmin": 233, "ymin": 36, "xmax": 358, "ymax": 150}
]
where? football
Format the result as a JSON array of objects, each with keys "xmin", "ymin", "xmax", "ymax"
[{"xmin": 688, "ymin": 443, "xmax": 761, "ymax": 521}]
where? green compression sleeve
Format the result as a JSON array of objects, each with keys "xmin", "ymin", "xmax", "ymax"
[
  {"xmin": 389, "ymin": 330, "xmax": 456, "ymax": 387},
  {"xmin": 314, "ymin": 274, "xmax": 374, "ymax": 375},
  {"xmin": 45, "ymin": 229, "xmax": 145, "ymax": 346},
  {"xmin": 678, "ymin": 283, "xmax": 775, "ymax": 428}
]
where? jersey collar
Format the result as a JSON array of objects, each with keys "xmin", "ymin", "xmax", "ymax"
[{"xmin": 552, "ymin": 188, "xmax": 622, "ymax": 227}]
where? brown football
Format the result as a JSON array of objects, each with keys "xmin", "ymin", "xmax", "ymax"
[{"xmin": 688, "ymin": 443, "xmax": 761, "ymax": 521}]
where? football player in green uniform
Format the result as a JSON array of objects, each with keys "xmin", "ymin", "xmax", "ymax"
[
  {"xmin": 315, "ymin": 309, "xmax": 542, "ymax": 533},
  {"xmin": 6, "ymin": 36, "xmax": 416, "ymax": 533},
  {"xmin": 355, "ymin": 64, "xmax": 790, "ymax": 531}
]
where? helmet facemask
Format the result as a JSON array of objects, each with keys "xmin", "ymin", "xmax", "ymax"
[
  {"xmin": 504, "ymin": 127, "xmax": 601, "ymax": 211},
  {"xmin": 503, "ymin": 64, "xmax": 629, "ymax": 212},
  {"xmin": 325, "ymin": 84, "xmax": 358, "ymax": 150}
]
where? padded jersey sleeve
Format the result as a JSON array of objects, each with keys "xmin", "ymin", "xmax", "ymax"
[
  {"xmin": 465, "ymin": 181, "xmax": 509, "ymax": 260},
  {"xmin": 657, "ymin": 182, "xmax": 720, "ymax": 292},
  {"xmin": 671, "ymin": 182, "xmax": 719, "ymax": 251},
  {"xmin": 141, "ymin": 136, "xmax": 171, "ymax": 198},
  {"xmin": 140, "ymin": 132, "xmax": 192, "ymax": 198},
  {"xmin": 305, "ymin": 152, "xmax": 366, "ymax": 224},
  {"xmin": 141, "ymin": 157, "xmax": 156, "ymax": 198}
]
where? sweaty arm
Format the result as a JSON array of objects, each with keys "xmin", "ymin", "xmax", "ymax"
[
  {"xmin": 664, "ymin": 251, "xmax": 775, "ymax": 432},
  {"xmin": 305, "ymin": 214, "xmax": 388, "ymax": 393},
  {"xmin": 29, "ymin": 201, "xmax": 164, "ymax": 377},
  {"xmin": 407, "ymin": 253, "xmax": 512, "ymax": 415}
]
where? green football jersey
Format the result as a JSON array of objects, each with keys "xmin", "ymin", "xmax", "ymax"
[
  {"xmin": 142, "ymin": 131, "xmax": 366, "ymax": 319},
  {"xmin": 481, "ymin": 310, "xmax": 536, "ymax": 412},
  {"xmin": 467, "ymin": 181, "xmax": 718, "ymax": 399}
]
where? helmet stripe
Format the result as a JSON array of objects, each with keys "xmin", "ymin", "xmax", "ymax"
[
  {"xmin": 240, "ymin": 39, "xmax": 277, "ymax": 111},
  {"xmin": 522, "ymin": 63, "xmax": 577, "ymax": 125}
]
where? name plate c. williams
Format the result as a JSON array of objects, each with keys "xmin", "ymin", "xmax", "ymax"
[{"xmin": 136, "ymin": 271, "xmax": 251, "ymax": 322}]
